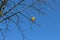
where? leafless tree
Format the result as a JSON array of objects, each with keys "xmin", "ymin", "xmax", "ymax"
[{"xmin": 0, "ymin": 0, "xmax": 57, "ymax": 40}]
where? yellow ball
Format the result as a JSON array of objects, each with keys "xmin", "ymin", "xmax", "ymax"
[
  {"xmin": 31, "ymin": 16, "xmax": 35, "ymax": 22},
  {"xmin": 0, "ymin": 12, "xmax": 3, "ymax": 16}
]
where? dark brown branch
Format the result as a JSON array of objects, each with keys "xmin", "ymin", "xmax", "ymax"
[{"xmin": 0, "ymin": 0, "xmax": 24, "ymax": 18}]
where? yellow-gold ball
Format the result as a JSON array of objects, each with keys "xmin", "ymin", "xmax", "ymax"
[
  {"xmin": 31, "ymin": 16, "xmax": 35, "ymax": 22},
  {"xmin": 0, "ymin": 12, "xmax": 3, "ymax": 16}
]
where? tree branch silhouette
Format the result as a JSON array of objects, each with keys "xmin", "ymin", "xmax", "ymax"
[{"xmin": 0, "ymin": 0, "xmax": 57, "ymax": 40}]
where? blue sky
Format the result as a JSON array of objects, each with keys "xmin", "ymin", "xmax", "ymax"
[{"xmin": 0, "ymin": 0, "xmax": 60, "ymax": 40}]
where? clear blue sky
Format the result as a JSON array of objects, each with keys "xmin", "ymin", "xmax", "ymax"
[{"xmin": 0, "ymin": 0, "xmax": 60, "ymax": 40}]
